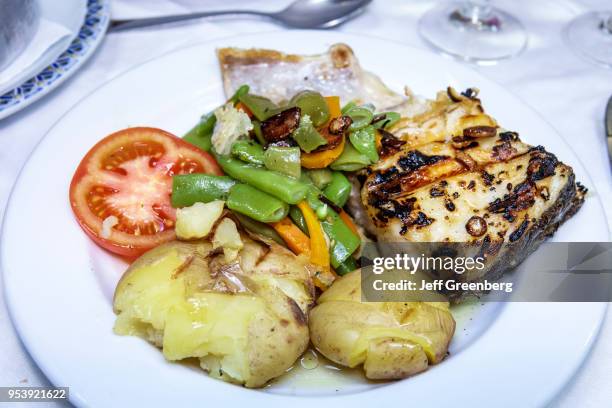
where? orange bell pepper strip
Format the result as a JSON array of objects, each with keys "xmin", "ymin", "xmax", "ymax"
[
  {"xmin": 271, "ymin": 218, "xmax": 310, "ymax": 255},
  {"xmin": 235, "ymin": 102, "xmax": 253, "ymax": 118},
  {"xmin": 339, "ymin": 210, "xmax": 359, "ymax": 236},
  {"xmin": 296, "ymin": 201, "xmax": 336, "ymax": 289},
  {"xmin": 300, "ymin": 96, "xmax": 345, "ymax": 169},
  {"xmin": 300, "ymin": 136, "xmax": 345, "ymax": 169},
  {"xmin": 324, "ymin": 96, "xmax": 341, "ymax": 119}
]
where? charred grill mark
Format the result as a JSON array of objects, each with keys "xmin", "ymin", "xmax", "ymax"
[
  {"xmin": 379, "ymin": 129, "xmax": 406, "ymax": 158},
  {"xmin": 411, "ymin": 212, "xmax": 435, "ymax": 229},
  {"xmin": 466, "ymin": 216, "xmax": 487, "ymax": 237},
  {"xmin": 444, "ymin": 198, "xmax": 456, "ymax": 212},
  {"xmin": 527, "ymin": 146, "xmax": 559, "ymax": 181},
  {"xmin": 370, "ymin": 197, "xmax": 416, "ymax": 224},
  {"xmin": 451, "ymin": 135, "xmax": 479, "ymax": 150},
  {"xmin": 397, "ymin": 150, "xmax": 448, "ymax": 172},
  {"xmin": 463, "ymin": 126, "xmax": 497, "ymax": 139},
  {"xmin": 455, "ymin": 151, "xmax": 477, "ymax": 170},
  {"xmin": 488, "ymin": 181, "xmax": 536, "ymax": 220},
  {"xmin": 467, "ymin": 180, "xmax": 476, "ymax": 190},
  {"xmin": 370, "ymin": 196, "xmax": 434, "ymax": 234},
  {"xmin": 481, "ymin": 171, "xmax": 495, "ymax": 186},
  {"xmin": 509, "ymin": 219, "xmax": 530, "ymax": 242},
  {"xmin": 430, "ymin": 187, "xmax": 445, "ymax": 197},
  {"xmin": 492, "ymin": 141, "xmax": 518, "ymax": 161},
  {"xmin": 499, "ymin": 131, "xmax": 519, "ymax": 142}
]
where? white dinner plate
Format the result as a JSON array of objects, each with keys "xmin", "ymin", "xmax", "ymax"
[
  {"xmin": 1, "ymin": 31, "xmax": 608, "ymax": 408},
  {"xmin": 0, "ymin": 0, "xmax": 109, "ymax": 120}
]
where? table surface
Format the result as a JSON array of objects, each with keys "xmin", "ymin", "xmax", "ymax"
[{"xmin": 1, "ymin": 0, "xmax": 611, "ymax": 406}]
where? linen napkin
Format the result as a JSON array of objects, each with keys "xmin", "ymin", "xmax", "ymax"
[{"xmin": 0, "ymin": 18, "xmax": 72, "ymax": 94}]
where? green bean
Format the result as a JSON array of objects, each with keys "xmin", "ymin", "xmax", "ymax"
[
  {"xmin": 289, "ymin": 206, "xmax": 309, "ymax": 235},
  {"xmin": 305, "ymin": 186, "xmax": 329, "ymax": 220},
  {"xmin": 372, "ymin": 111, "xmax": 401, "ymax": 130},
  {"xmin": 228, "ymin": 84, "xmax": 250, "ymax": 104},
  {"xmin": 231, "ymin": 140, "xmax": 265, "ymax": 165},
  {"xmin": 183, "ymin": 111, "xmax": 216, "ymax": 152},
  {"xmin": 320, "ymin": 210, "xmax": 361, "ymax": 268},
  {"xmin": 349, "ymin": 125, "xmax": 379, "ymax": 163},
  {"xmin": 227, "ymin": 184, "xmax": 288, "ymax": 223},
  {"xmin": 238, "ymin": 93, "xmax": 278, "ymax": 121},
  {"xmin": 263, "ymin": 146, "xmax": 301, "ymax": 179},
  {"xmin": 330, "ymin": 140, "xmax": 371, "ymax": 171},
  {"xmin": 291, "ymin": 115, "xmax": 328, "ymax": 153},
  {"xmin": 289, "ymin": 90, "xmax": 330, "ymax": 127},
  {"xmin": 341, "ymin": 101, "xmax": 357, "ymax": 115},
  {"xmin": 299, "ymin": 174, "xmax": 330, "ymax": 220},
  {"xmin": 335, "ymin": 256, "xmax": 358, "ymax": 276},
  {"xmin": 307, "ymin": 169, "xmax": 333, "ymax": 190},
  {"xmin": 182, "ymin": 85, "xmax": 250, "ymax": 151},
  {"xmin": 233, "ymin": 213, "xmax": 285, "ymax": 245},
  {"xmin": 171, "ymin": 174, "xmax": 235, "ymax": 207},
  {"xmin": 323, "ymin": 172, "xmax": 352, "ymax": 207},
  {"xmin": 252, "ymin": 121, "xmax": 266, "ymax": 145},
  {"xmin": 345, "ymin": 106, "xmax": 373, "ymax": 130},
  {"xmin": 216, "ymin": 155, "xmax": 309, "ymax": 204}
]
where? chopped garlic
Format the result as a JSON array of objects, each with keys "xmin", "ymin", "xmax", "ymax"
[
  {"xmin": 101, "ymin": 215, "xmax": 119, "ymax": 239},
  {"xmin": 212, "ymin": 218, "xmax": 243, "ymax": 262},
  {"xmin": 211, "ymin": 103, "xmax": 253, "ymax": 155},
  {"xmin": 175, "ymin": 201, "xmax": 225, "ymax": 240}
]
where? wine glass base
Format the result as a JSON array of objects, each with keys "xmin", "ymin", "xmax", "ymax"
[
  {"xmin": 418, "ymin": 2, "xmax": 527, "ymax": 64},
  {"xmin": 564, "ymin": 11, "xmax": 612, "ymax": 68}
]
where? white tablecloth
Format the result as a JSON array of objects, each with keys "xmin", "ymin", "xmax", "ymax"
[{"xmin": 1, "ymin": 0, "xmax": 611, "ymax": 406}]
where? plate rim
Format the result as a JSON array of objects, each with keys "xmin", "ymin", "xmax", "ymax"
[
  {"xmin": 0, "ymin": 0, "xmax": 110, "ymax": 120},
  {"xmin": 1, "ymin": 30, "xmax": 609, "ymax": 408}
]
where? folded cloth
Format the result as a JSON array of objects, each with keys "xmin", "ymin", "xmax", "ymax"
[{"xmin": 0, "ymin": 17, "xmax": 71, "ymax": 94}]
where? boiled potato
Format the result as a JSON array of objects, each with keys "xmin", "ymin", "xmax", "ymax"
[
  {"xmin": 113, "ymin": 217, "xmax": 314, "ymax": 388},
  {"xmin": 309, "ymin": 270, "xmax": 455, "ymax": 380}
]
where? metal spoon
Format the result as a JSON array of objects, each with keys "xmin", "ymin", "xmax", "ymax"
[{"xmin": 109, "ymin": 0, "xmax": 372, "ymax": 32}]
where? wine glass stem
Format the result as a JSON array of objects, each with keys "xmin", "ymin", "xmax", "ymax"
[{"xmin": 459, "ymin": 0, "xmax": 492, "ymax": 23}]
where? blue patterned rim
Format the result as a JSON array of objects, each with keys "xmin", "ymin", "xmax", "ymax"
[{"xmin": 0, "ymin": 0, "xmax": 110, "ymax": 119}]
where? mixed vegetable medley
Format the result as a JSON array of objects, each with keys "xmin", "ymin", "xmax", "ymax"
[{"xmin": 69, "ymin": 84, "xmax": 399, "ymax": 289}]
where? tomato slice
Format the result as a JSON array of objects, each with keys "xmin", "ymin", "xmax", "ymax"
[{"xmin": 69, "ymin": 127, "xmax": 222, "ymax": 257}]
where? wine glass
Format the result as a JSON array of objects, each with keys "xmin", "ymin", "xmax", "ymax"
[
  {"xmin": 418, "ymin": 0, "xmax": 527, "ymax": 64},
  {"xmin": 564, "ymin": 12, "xmax": 612, "ymax": 68}
]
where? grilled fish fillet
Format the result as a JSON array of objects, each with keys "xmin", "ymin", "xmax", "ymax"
[
  {"xmin": 358, "ymin": 88, "xmax": 586, "ymax": 300},
  {"xmin": 217, "ymin": 43, "xmax": 406, "ymax": 110},
  {"xmin": 215, "ymin": 44, "xmax": 585, "ymax": 300}
]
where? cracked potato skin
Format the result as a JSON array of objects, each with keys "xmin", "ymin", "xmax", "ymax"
[
  {"xmin": 113, "ymin": 225, "xmax": 314, "ymax": 388},
  {"xmin": 309, "ymin": 271, "xmax": 455, "ymax": 380}
]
